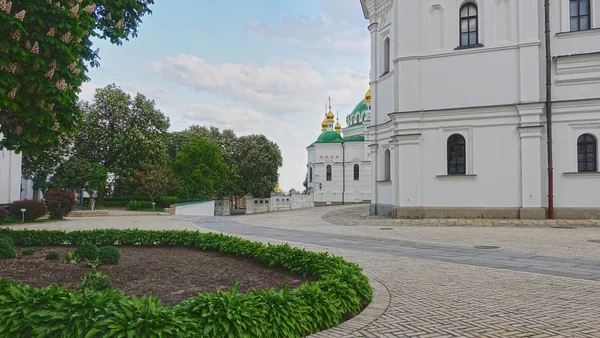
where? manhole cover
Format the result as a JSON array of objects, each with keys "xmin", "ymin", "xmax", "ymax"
[
  {"xmin": 551, "ymin": 226, "xmax": 575, "ymax": 229},
  {"xmin": 474, "ymin": 245, "xmax": 500, "ymax": 250},
  {"xmin": 379, "ymin": 228, "xmax": 394, "ymax": 230},
  {"xmin": 588, "ymin": 240, "xmax": 600, "ymax": 243}
]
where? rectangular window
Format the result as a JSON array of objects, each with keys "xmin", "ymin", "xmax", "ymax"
[{"xmin": 570, "ymin": 0, "xmax": 591, "ymax": 31}]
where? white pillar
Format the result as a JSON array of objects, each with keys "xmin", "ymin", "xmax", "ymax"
[
  {"xmin": 518, "ymin": 104, "xmax": 545, "ymax": 219},
  {"xmin": 368, "ymin": 144, "xmax": 379, "ymax": 214}
]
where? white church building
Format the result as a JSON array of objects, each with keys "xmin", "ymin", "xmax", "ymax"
[
  {"xmin": 361, "ymin": 0, "xmax": 600, "ymax": 219},
  {"xmin": 307, "ymin": 98, "xmax": 372, "ymax": 205},
  {"xmin": 0, "ymin": 147, "xmax": 23, "ymax": 206}
]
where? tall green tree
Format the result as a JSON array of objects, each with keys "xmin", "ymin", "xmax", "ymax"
[
  {"xmin": 174, "ymin": 138, "xmax": 228, "ymax": 199},
  {"xmin": 51, "ymin": 156, "xmax": 107, "ymax": 197},
  {"xmin": 231, "ymin": 135, "xmax": 283, "ymax": 198},
  {"xmin": 0, "ymin": 0, "xmax": 154, "ymax": 154},
  {"xmin": 21, "ymin": 132, "xmax": 72, "ymax": 192},
  {"xmin": 74, "ymin": 84, "xmax": 170, "ymax": 200}
]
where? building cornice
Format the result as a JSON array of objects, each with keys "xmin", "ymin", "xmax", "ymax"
[{"xmin": 394, "ymin": 41, "xmax": 541, "ymax": 62}]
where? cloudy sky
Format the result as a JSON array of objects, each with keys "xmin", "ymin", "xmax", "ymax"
[{"xmin": 80, "ymin": 0, "xmax": 370, "ymax": 191}]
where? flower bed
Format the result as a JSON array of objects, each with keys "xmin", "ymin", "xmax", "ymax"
[{"xmin": 0, "ymin": 228, "xmax": 372, "ymax": 338}]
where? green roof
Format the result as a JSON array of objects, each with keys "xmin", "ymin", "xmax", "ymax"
[
  {"xmin": 307, "ymin": 132, "xmax": 365, "ymax": 148},
  {"xmin": 346, "ymin": 99, "xmax": 368, "ymax": 127},
  {"xmin": 315, "ymin": 131, "xmax": 344, "ymax": 144}
]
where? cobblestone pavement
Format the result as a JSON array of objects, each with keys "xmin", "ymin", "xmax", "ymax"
[
  {"xmin": 322, "ymin": 205, "xmax": 600, "ymax": 228},
  {"xmin": 7, "ymin": 209, "xmax": 600, "ymax": 337},
  {"xmin": 192, "ymin": 207, "xmax": 600, "ymax": 337}
]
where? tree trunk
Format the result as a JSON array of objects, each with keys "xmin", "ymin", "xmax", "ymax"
[{"xmin": 97, "ymin": 186, "xmax": 105, "ymax": 206}]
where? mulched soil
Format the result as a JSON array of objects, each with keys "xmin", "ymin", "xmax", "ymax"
[{"xmin": 0, "ymin": 246, "xmax": 309, "ymax": 306}]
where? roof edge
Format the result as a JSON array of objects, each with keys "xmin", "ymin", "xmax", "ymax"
[{"xmin": 360, "ymin": 0, "xmax": 368, "ymax": 19}]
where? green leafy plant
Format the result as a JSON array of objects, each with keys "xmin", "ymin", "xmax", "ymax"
[
  {"xmin": 0, "ymin": 229, "xmax": 372, "ymax": 337},
  {"xmin": 64, "ymin": 252, "xmax": 78, "ymax": 264},
  {"xmin": 45, "ymin": 251, "xmax": 60, "ymax": 260},
  {"xmin": 0, "ymin": 237, "xmax": 16, "ymax": 259},
  {"xmin": 98, "ymin": 246, "xmax": 120, "ymax": 264},
  {"xmin": 74, "ymin": 242, "xmax": 98, "ymax": 261},
  {"xmin": 81, "ymin": 271, "xmax": 113, "ymax": 292},
  {"xmin": 21, "ymin": 248, "xmax": 38, "ymax": 256}
]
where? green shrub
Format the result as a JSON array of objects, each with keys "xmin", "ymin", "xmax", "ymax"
[
  {"xmin": 9, "ymin": 200, "xmax": 48, "ymax": 222},
  {"xmin": 0, "ymin": 208, "xmax": 8, "ymax": 223},
  {"xmin": 21, "ymin": 248, "xmax": 38, "ymax": 256},
  {"xmin": 45, "ymin": 251, "xmax": 60, "ymax": 260},
  {"xmin": 74, "ymin": 243, "xmax": 98, "ymax": 261},
  {"xmin": 81, "ymin": 271, "xmax": 114, "ymax": 291},
  {"xmin": 45, "ymin": 189, "xmax": 75, "ymax": 219},
  {"xmin": 0, "ymin": 229, "xmax": 372, "ymax": 337},
  {"xmin": 126, "ymin": 201, "xmax": 155, "ymax": 210},
  {"xmin": 64, "ymin": 252, "xmax": 78, "ymax": 264},
  {"xmin": 0, "ymin": 237, "xmax": 16, "ymax": 259},
  {"xmin": 98, "ymin": 246, "xmax": 120, "ymax": 264}
]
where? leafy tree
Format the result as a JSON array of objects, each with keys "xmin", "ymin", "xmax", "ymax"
[
  {"xmin": 231, "ymin": 135, "xmax": 283, "ymax": 198},
  {"xmin": 0, "ymin": 0, "xmax": 154, "ymax": 154},
  {"xmin": 174, "ymin": 138, "xmax": 228, "ymax": 199},
  {"xmin": 74, "ymin": 84, "xmax": 170, "ymax": 200},
  {"xmin": 51, "ymin": 156, "xmax": 107, "ymax": 196},
  {"xmin": 21, "ymin": 133, "xmax": 73, "ymax": 192},
  {"xmin": 134, "ymin": 164, "xmax": 176, "ymax": 203},
  {"xmin": 302, "ymin": 173, "xmax": 308, "ymax": 193}
]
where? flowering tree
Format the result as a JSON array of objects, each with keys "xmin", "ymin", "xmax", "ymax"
[
  {"xmin": 231, "ymin": 135, "xmax": 283, "ymax": 198},
  {"xmin": 134, "ymin": 164, "xmax": 176, "ymax": 203},
  {"xmin": 0, "ymin": 0, "xmax": 154, "ymax": 154}
]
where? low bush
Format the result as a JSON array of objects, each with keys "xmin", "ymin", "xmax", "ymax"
[
  {"xmin": 126, "ymin": 201, "xmax": 155, "ymax": 211},
  {"xmin": 104, "ymin": 196, "xmax": 178, "ymax": 208},
  {"xmin": 98, "ymin": 246, "xmax": 120, "ymax": 264},
  {"xmin": 0, "ymin": 229, "xmax": 372, "ymax": 337},
  {"xmin": 74, "ymin": 243, "xmax": 98, "ymax": 261},
  {"xmin": 0, "ymin": 208, "xmax": 7, "ymax": 223},
  {"xmin": 21, "ymin": 248, "xmax": 38, "ymax": 256},
  {"xmin": 0, "ymin": 237, "xmax": 16, "ymax": 259},
  {"xmin": 9, "ymin": 200, "xmax": 47, "ymax": 222},
  {"xmin": 81, "ymin": 271, "xmax": 114, "ymax": 291},
  {"xmin": 45, "ymin": 251, "xmax": 60, "ymax": 260},
  {"xmin": 45, "ymin": 189, "xmax": 75, "ymax": 220}
]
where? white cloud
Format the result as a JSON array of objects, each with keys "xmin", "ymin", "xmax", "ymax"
[
  {"xmin": 246, "ymin": 12, "xmax": 369, "ymax": 59},
  {"xmin": 151, "ymin": 55, "xmax": 368, "ymax": 115}
]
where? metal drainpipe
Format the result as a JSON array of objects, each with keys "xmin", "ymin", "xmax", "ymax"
[
  {"xmin": 544, "ymin": 0, "xmax": 554, "ymax": 219},
  {"xmin": 342, "ymin": 141, "xmax": 345, "ymax": 205}
]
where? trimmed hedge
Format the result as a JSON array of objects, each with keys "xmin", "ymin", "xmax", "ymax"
[
  {"xmin": 126, "ymin": 201, "xmax": 155, "ymax": 211},
  {"xmin": 0, "ymin": 228, "xmax": 372, "ymax": 338},
  {"xmin": 103, "ymin": 196, "xmax": 178, "ymax": 208}
]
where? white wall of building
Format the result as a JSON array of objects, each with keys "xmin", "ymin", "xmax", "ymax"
[
  {"xmin": 362, "ymin": 0, "xmax": 600, "ymax": 218},
  {"xmin": 0, "ymin": 148, "xmax": 22, "ymax": 205}
]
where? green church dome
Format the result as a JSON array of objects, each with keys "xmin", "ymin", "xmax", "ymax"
[
  {"xmin": 315, "ymin": 131, "xmax": 344, "ymax": 144},
  {"xmin": 346, "ymin": 99, "xmax": 368, "ymax": 127}
]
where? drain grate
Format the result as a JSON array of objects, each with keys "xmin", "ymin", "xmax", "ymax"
[
  {"xmin": 379, "ymin": 228, "xmax": 394, "ymax": 230},
  {"xmin": 588, "ymin": 240, "xmax": 600, "ymax": 243},
  {"xmin": 475, "ymin": 245, "xmax": 500, "ymax": 250}
]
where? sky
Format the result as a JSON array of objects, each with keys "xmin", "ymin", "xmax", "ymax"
[{"xmin": 79, "ymin": 0, "xmax": 371, "ymax": 191}]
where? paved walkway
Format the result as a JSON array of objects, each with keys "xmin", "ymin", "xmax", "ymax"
[{"xmin": 7, "ymin": 207, "xmax": 600, "ymax": 337}]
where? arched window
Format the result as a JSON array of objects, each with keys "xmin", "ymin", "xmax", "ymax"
[
  {"xmin": 384, "ymin": 149, "xmax": 391, "ymax": 181},
  {"xmin": 570, "ymin": 0, "xmax": 591, "ymax": 31},
  {"xmin": 326, "ymin": 165, "xmax": 332, "ymax": 181},
  {"xmin": 578, "ymin": 134, "xmax": 597, "ymax": 172},
  {"xmin": 383, "ymin": 37, "xmax": 391, "ymax": 74},
  {"xmin": 447, "ymin": 134, "xmax": 466, "ymax": 175},
  {"xmin": 309, "ymin": 167, "xmax": 313, "ymax": 182},
  {"xmin": 460, "ymin": 3, "xmax": 478, "ymax": 46},
  {"xmin": 354, "ymin": 164, "xmax": 360, "ymax": 181}
]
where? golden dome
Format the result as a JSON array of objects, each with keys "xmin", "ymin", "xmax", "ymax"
[
  {"xmin": 274, "ymin": 181, "xmax": 283, "ymax": 193},
  {"xmin": 335, "ymin": 119, "xmax": 342, "ymax": 132},
  {"xmin": 365, "ymin": 88, "xmax": 371, "ymax": 102},
  {"xmin": 326, "ymin": 97, "xmax": 335, "ymax": 121},
  {"xmin": 321, "ymin": 116, "xmax": 328, "ymax": 131}
]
